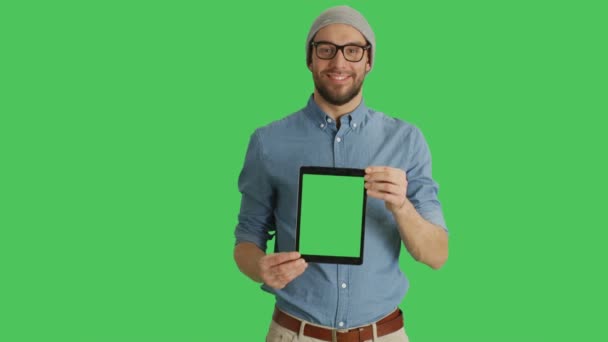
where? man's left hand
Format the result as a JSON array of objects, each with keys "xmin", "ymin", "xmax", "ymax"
[{"xmin": 364, "ymin": 166, "xmax": 408, "ymax": 214}]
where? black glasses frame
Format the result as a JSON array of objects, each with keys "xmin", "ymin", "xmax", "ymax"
[{"xmin": 311, "ymin": 41, "xmax": 371, "ymax": 62}]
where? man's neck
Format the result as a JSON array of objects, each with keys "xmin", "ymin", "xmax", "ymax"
[{"xmin": 313, "ymin": 91, "xmax": 362, "ymax": 122}]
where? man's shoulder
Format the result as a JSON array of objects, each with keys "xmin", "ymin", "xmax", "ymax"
[
  {"xmin": 367, "ymin": 108, "xmax": 421, "ymax": 135},
  {"xmin": 253, "ymin": 107, "xmax": 308, "ymax": 135}
]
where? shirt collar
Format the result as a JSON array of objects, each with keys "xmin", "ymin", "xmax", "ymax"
[{"xmin": 304, "ymin": 95, "xmax": 368, "ymax": 130}]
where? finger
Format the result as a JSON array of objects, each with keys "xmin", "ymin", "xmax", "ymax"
[
  {"xmin": 366, "ymin": 189, "xmax": 405, "ymax": 206},
  {"xmin": 280, "ymin": 261, "xmax": 308, "ymax": 284},
  {"xmin": 365, "ymin": 171, "xmax": 389, "ymax": 182},
  {"xmin": 365, "ymin": 169, "xmax": 405, "ymax": 185},
  {"xmin": 365, "ymin": 166, "xmax": 390, "ymax": 174},
  {"xmin": 372, "ymin": 165, "xmax": 403, "ymax": 175},
  {"xmin": 366, "ymin": 166, "xmax": 403, "ymax": 177},
  {"xmin": 261, "ymin": 251, "xmax": 301, "ymax": 268},
  {"xmin": 273, "ymin": 258, "xmax": 306, "ymax": 276},
  {"xmin": 366, "ymin": 189, "xmax": 404, "ymax": 207},
  {"xmin": 260, "ymin": 254, "xmax": 304, "ymax": 286},
  {"xmin": 365, "ymin": 181, "xmax": 403, "ymax": 195},
  {"xmin": 274, "ymin": 258, "xmax": 307, "ymax": 280},
  {"xmin": 366, "ymin": 175, "xmax": 395, "ymax": 187},
  {"xmin": 269, "ymin": 259, "xmax": 308, "ymax": 288}
]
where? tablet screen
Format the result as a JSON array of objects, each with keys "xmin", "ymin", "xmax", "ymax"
[{"xmin": 296, "ymin": 167, "xmax": 366, "ymax": 264}]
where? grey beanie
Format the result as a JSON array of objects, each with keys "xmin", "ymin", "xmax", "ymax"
[{"xmin": 306, "ymin": 6, "xmax": 376, "ymax": 70}]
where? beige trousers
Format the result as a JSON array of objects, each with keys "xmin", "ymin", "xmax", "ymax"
[{"xmin": 265, "ymin": 312, "xmax": 410, "ymax": 342}]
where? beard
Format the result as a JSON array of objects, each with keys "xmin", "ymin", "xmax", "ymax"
[{"xmin": 313, "ymin": 70, "xmax": 364, "ymax": 106}]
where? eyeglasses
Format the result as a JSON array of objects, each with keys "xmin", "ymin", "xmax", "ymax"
[{"xmin": 311, "ymin": 41, "xmax": 371, "ymax": 62}]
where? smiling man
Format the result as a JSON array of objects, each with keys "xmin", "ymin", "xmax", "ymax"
[
  {"xmin": 234, "ymin": 6, "xmax": 449, "ymax": 342},
  {"xmin": 309, "ymin": 24, "xmax": 369, "ymax": 109}
]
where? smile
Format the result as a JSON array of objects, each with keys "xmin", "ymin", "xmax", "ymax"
[{"xmin": 327, "ymin": 73, "xmax": 351, "ymax": 82}]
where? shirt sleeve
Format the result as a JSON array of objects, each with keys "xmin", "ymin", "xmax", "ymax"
[
  {"xmin": 234, "ymin": 129, "xmax": 276, "ymax": 251},
  {"xmin": 406, "ymin": 127, "xmax": 448, "ymax": 232}
]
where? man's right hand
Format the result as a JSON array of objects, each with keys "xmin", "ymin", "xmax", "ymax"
[{"xmin": 258, "ymin": 252, "xmax": 308, "ymax": 289}]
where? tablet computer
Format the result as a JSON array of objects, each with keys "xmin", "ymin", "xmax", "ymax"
[{"xmin": 295, "ymin": 166, "xmax": 367, "ymax": 265}]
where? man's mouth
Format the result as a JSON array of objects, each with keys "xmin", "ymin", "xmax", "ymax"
[{"xmin": 326, "ymin": 72, "xmax": 351, "ymax": 82}]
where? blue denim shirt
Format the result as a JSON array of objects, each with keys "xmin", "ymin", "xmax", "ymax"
[{"xmin": 235, "ymin": 96, "xmax": 447, "ymax": 328}]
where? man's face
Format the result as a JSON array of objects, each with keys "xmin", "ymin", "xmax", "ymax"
[{"xmin": 309, "ymin": 24, "xmax": 371, "ymax": 106}]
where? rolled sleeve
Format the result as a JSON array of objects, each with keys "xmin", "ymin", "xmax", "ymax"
[
  {"xmin": 234, "ymin": 130, "xmax": 276, "ymax": 251},
  {"xmin": 406, "ymin": 127, "xmax": 448, "ymax": 232}
]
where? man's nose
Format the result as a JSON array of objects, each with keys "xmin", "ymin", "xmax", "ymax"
[{"xmin": 329, "ymin": 48, "xmax": 348, "ymax": 67}]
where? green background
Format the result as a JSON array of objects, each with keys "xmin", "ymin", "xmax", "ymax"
[
  {"xmin": 299, "ymin": 174, "xmax": 364, "ymax": 257},
  {"xmin": 1, "ymin": 0, "xmax": 606, "ymax": 341}
]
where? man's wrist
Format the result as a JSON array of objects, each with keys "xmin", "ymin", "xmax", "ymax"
[{"xmin": 392, "ymin": 198, "xmax": 416, "ymax": 219}]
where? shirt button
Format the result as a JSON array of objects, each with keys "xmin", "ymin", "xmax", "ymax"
[
  {"xmin": 338, "ymin": 322, "xmax": 344, "ymax": 327},
  {"xmin": 336, "ymin": 137, "xmax": 341, "ymax": 143},
  {"xmin": 352, "ymin": 123, "xmax": 357, "ymax": 128},
  {"xmin": 327, "ymin": 118, "xmax": 332, "ymax": 123},
  {"xmin": 320, "ymin": 123, "xmax": 325, "ymax": 128},
  {"xmin": 341, "ymin": 283, "xmax": 347, "ymax": 289}
]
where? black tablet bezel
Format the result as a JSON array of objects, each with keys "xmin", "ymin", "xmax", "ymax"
[{"xmin": 295, "ymin": 166, "xmax": 367, "ymax": 265}]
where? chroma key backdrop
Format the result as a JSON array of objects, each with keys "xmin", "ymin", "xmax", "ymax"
[{"xmin": 1, "ymin": 0, "xmax": 607, "ymax": 341}]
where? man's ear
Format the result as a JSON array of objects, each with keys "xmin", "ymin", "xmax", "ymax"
[{"xmin": 308, "ymin": 62, "xmax": 313, "ymax": 71}]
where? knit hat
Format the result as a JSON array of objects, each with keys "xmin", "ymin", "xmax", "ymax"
[{"xmin": 306, "ymin": 6, "xmax": 375, "ymax": 70}]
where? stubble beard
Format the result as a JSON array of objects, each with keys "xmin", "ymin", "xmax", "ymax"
[{"xmin": 313, "ymin": 72, "xmax": 364, "ymax": 106}]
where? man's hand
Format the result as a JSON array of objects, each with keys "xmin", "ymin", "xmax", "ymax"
[
  {"xmin": 364, "ymin": 166, "xmax": 408, "ymax": 214},
  {"xmin": 258, "ymin": 252, "xmax": 308, "ymax": 290},
  {"xmin": 364, "ymin": 166, "xmax": 448, "ymax": 269}
]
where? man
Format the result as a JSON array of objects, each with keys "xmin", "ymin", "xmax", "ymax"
[{"xmin": 234, "ymin": 5, "xmax": 448, "ymax": 342}]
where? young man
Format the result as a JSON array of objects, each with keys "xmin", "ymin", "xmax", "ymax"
[{"xmin": 234, "ymin": 6, "xmax": 448, "ymax": 342}]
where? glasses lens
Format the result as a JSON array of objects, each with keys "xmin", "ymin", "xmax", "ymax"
[
  {"xmin": 316, "ymin": 43, "xmax": 336, "ymax": 59},
  {"xmin": 343, "ymin": 45, "xmax": 364, "ymax": 62}
]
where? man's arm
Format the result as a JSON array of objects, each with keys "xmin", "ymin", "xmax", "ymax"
[
  {"xmin": 233, "ymin": 130, "xmax": 306, "ymax": 288},
  {"xmin": 234, "ymin": 242, "xmax": 266, "ymax": 283},
  {"xmin": 234, "ymin": 242, "xmax": 308, "ymax": 289},
  {"xmin": 365, "ymin": 166, "xmax": 448, "ymax": 269},
  {"xmin": 391, "ymin": 199, "xmax": 448, "ymax": 269}
]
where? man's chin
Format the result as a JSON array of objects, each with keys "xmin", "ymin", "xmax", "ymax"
[
  {"xmin": 329, "ymin": 89, "xmax": 357, "ymax": 103},
  {"xmin": 321, "ymin": 94, "xmax": 355, "ymax": 106}
]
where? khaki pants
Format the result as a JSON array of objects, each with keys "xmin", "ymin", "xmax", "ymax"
[{"xmin": 266, "ymin": 312, "xmax": 410, "ymax": 342}]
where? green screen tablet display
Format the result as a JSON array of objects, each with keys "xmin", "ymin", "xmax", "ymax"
[{"xmin": 295, "ymin": 167, "xmax": 366, "ymax": 265}]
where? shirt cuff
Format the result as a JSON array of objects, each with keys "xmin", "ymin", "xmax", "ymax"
[
  {"xmin": 418, "ymin": 209, "xmax": 448, "ymax": 233},
  {"xmin": 235, "ymin": 229, "xmax": 269, "ymax": 252}
]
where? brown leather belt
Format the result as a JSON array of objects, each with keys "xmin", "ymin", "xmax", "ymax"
[{"xmin": 272, "ymin": 307, "xmax": 403, "ymax": 342}]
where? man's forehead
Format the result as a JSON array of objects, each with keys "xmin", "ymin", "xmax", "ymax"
[{"xmin": 313, "ymin": 23, "xmax": 366, "ymax": 44}]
